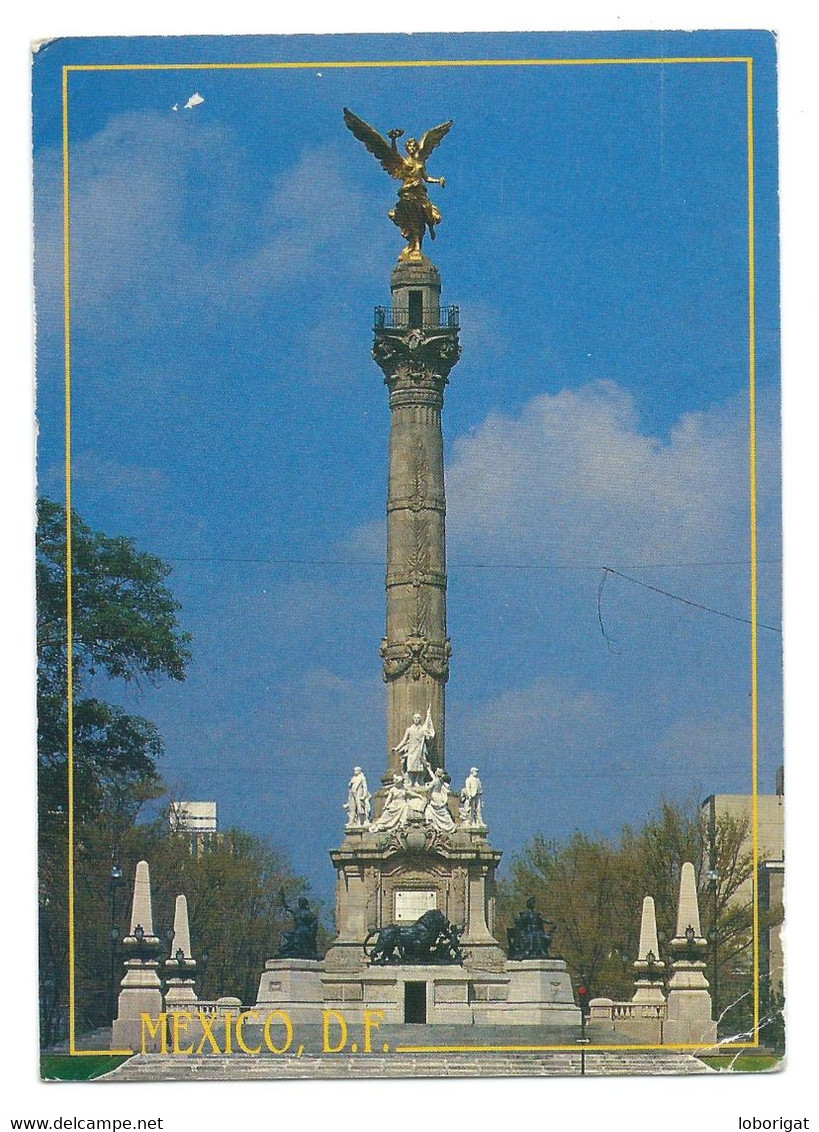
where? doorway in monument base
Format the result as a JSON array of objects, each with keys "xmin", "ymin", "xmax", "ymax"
[{"xmin": 404, "ymin": 981, "xmax": 427, "ymax": 1024}]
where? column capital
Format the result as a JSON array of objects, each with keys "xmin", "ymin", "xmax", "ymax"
[{"xmin": 373, "ymin": 325, "xmax": 461, "ymax": 386}]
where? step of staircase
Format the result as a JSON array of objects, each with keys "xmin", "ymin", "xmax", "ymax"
[{"xmin": 104, "ymin": 1049, "xmax": 713, "ymax": 1080}]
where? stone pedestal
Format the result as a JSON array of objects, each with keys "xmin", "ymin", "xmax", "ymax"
[
  {"xmin": 164, "ymin": 894, "xmax": 197, "ymax": 1010},
  {"xmin": 631, "ymin": 896, "xmax": 666, "ymax": 1006},
  {"xmin": 631, "ymin": 958, "xmax": 666, "ymax": 1008},
  {"xmin": 474, "ymin": 960, "xmax": 580, "ymax": 1026},
  {"xmin": 323, "ymin": 964, "xmax": 474, "ymax": 1025},
  {"xmin": 325, "ymin": 824, "xmax": 504, "ymax": 975},
  {"xmin": 253, "ymin": 957, "xmax": 580, "ymax": 1028},
  {"xmin": 111, "ymin": 860, "xmax": 164, "ymax": 1052},
  {"xmin": 321, "ymin": 961, "xmax": 579, "ymax": 1026},
  {"xmin": 111, "ymin": 960, "xmax": 164, "ymax": 1052},
  {"xmin": 631, "ymin": 980, "xmax": 667, "ymax": 1007},
  {"xmin": 664, "ymin": 963, "xmax": 718, "ymax": 1045},
  {"xmin": 255, "ymin": 959, "xmax": 325, "ymax": 1023},
  {"xmin": 164, "ymin": 969, "xmax": 198, "ymax": 1010},
  {"xmin": 662, "ymin": 862, "xmax": 717, "ymax": 1045}
]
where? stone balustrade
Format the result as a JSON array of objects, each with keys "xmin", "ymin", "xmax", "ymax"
[
  {"xmin": 587, "ymin": 997, "xmax": 668, "ymax": 1043},
  {"xmin": 589, "ymin": 998, "xmax": 668, "ymax": 1022}
]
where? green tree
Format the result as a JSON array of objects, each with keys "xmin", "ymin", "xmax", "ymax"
[
  {"xmin": 619, "ymin": 801, "xmax": 757, "ymax": 1034},
  {"xmin": 72, "ymin": 817, "xmax": 319, "ymax": 1029},
  {"xmin": 37, "ymin": 498, "xmax": 192, "ymax": 1045},
  {"xmin": 36, "ymin": 498, "xmax": 191, "ymax": 826},
  {"xmin": 498, "ymin": 833, "xmax": 628, "ymax": 994},
  {"xmin": 498, "ymin": 799, "xmax": 757, "ymax": 1031}
]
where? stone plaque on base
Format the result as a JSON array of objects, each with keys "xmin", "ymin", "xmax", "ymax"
[{"xmin": 394, "ymin": 889, "xmax": 438, "ymax": 921}]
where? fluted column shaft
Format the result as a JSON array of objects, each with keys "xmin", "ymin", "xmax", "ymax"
[
  {"xmin": 383, "ymin": 380, "xmax": 448, "ymax": 774},
  {"xmin": 372, "ymin": 257, "xmax": 460, "ymax": 782}
]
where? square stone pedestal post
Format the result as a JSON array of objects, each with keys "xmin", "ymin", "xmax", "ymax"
[
  {"xmin": 255, "ymin": 959, "xmax": 325, "ymax": 1023},
  {"xmin": 111, "ymin": 959, "xmax": 164, "ymax": 1052},
  {"xmin": 663, "ymin": 863, "xmax": 717, "ymax": 1045},
  {"xmin": 473, "ymin": 960, "xmax": 581, "ymax": 1026},
  {"xmin": 664, "ymin": 960, "xmax": 717, "ymax": 1045},
  {"xmin": 164, "ymin": 894, "xmax": 197, "ymax": 1011}
]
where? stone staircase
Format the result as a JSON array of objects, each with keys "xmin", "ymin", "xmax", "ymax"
[{"xmin": 105, "ymin": 1048, "xmax": 713, "ymax": 1080}]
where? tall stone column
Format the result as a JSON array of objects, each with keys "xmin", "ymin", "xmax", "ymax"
[
  {"xmin": 372, "ymin": 256, "xmax": 460, "ymax": 784},
  {"xmin": 664, "ymin": 861, "xmax": 717, "ymax": 1045},
  {"xmin": 111, "ymin": 860, "xmax": 163, "ymax": 1052},
  {"xmin": 164, "ymin": 894, "xmax": 198, "ymax": 1010},
  {"xmin": 631, "ymin": 895, "xmax": 666, "ymax": 1006}
]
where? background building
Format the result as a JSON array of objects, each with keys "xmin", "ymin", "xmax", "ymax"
[
  {"xmin": 702, "ymin": 770, "xmax": 784, "ymax": 996},
  {"xmin": 169, "ymin": 801, "xmax": 218, "ymax": 858}
]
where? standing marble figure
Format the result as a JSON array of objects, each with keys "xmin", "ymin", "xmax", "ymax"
[
  {"xmin": 344, "ymin": 766, "xmax": 371, "ymax": 827},
  {"xmin": 394, "ymin": 706, "xmax": 435, "ymax": 786},
  {"xmin": 460, "ymin": 767, "xmax": 484, "ymax": 826}
]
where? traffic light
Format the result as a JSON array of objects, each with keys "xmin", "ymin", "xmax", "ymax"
[{"xmin": 577, "ymin": 981, "xmax": 591, "ymax": 1017}]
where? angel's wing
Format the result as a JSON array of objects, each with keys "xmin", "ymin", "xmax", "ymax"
[
  {"xmin": 343, "ymin": 108, "xmax": 406, "ymax": 179},
  {"xmin": 417, "ymin": 120, "xmax": 454, "ymax": 161}
]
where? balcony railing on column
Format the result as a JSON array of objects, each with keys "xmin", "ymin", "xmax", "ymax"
[{"xmin": 374, "ymin": 305, "xmax": 459, "ymax": 330}]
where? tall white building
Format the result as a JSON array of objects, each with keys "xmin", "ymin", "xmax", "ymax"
[{"xmin": 169, "ymin": 800, "xmax": 218, "ymax": 857}]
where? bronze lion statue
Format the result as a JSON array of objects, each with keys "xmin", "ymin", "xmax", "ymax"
[{"xmin": 364, "ymin": 908, "xmax": 464, "ymax": 965}]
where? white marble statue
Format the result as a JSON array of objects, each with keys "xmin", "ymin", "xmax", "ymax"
[
  {"xmin": 393, "ymin": 706, "xmax": 435, "ymax": 786},
  {"xmin": 424, "ymin": 768, "xmax": 456, "ymax": 833},
  {"xmin": 344, "ymin": 766, "xmax": 371, "ymax": 827},
  {"xmin": 369, "ymin": 774, "xmax": 410, "ymax": 832},
  {"xmin": 460, "ymin": 766, "xmax": 484, "ymax": 826}
]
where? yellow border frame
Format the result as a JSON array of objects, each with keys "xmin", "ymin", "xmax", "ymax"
[{"xmin": 60, "ymin": 53, "xmax": 761, "ymax": 1060}]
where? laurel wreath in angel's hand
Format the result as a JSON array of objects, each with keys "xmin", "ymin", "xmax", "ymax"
[
  {"xmin": 342, "ymin": 108, "xmax": 453, "ymax": 184},
  {"xmin": 343, "ymin": 108, "xmax": 453, "ymax": 259}
]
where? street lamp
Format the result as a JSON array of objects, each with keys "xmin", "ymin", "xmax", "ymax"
[
  {"xmin": 684, "ymin": 924, "xmax": 696, "ymax": 953},
  {"xmin": 707, "ymin": 866, "xmax": 719, "ymax": 1016},
  {"xmin": 576, "ymin": 976, "xmax": 591, "ymax": 1076},
  {"xmin": 108, "ymin": 862, "xmax": 124, "ymax": 1023}
]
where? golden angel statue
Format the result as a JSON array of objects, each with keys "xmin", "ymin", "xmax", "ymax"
[{"xmin": 343, "ymin": 108, "xmax": 454, "ymax": 262}]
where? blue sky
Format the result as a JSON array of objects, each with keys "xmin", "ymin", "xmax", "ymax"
[{"xmin": 33, "ymin": 31, "xmax": 781, "ymax": 905}]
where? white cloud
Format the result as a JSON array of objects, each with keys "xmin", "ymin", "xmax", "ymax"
[
  {"xmin": 451, "ymin": 675, "xmax": 612, "ymax": 777},
  {"xmin": 445, "ymin": 380, "xmax": 773, "ymax": 567},
  {"xmin": 34, "ymin": 110, "xmax": 392, "ymax": 340},
  {"xmin": 347, "ymin": 379, "xmax": 779, "ymax": 577}
]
